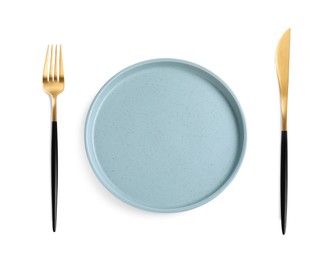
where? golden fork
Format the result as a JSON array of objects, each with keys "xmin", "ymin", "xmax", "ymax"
[{"xmin": 43, "ymin": 45, "xmax": 64, "ymax": 232}]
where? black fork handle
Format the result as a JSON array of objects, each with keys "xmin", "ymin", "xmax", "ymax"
[{"xmin": 51, "ymin": 121, "xmax": 58, "ymax": 232}]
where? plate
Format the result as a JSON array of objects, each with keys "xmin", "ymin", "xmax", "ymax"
[{"xmin": 85, "ymin": 59, "xmax": 246, "ymax": 212}]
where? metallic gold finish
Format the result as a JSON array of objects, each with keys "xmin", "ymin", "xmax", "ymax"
[
  {"xmin": 43, "ymin": 45, "xmax": 64, "ymax": 121},
  {"xmin": 276, "ymin": 29, "xmax": 290, "ymax": 131}
]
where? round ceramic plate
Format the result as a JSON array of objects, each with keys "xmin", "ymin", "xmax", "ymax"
[{"xmin": 85, "ymin": 59, "xmax": 246, "ymax": 212}]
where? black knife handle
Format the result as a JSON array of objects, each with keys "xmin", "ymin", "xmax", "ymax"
[
  {"xmin": 281, "ymin": 130, "xmax": 288, "ymax": 235},
  {"xmin": 51, "ymin": 121, "xmax": 58, "ymax": 232}
]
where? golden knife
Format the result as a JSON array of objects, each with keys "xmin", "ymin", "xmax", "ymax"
[{"xmin": 276, "ymin": 28, "xmax": 290, "ymax": 235}]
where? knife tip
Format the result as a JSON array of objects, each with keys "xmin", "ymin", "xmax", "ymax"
[{"xmin": 282, "ymin": 28, "xmax": 291, "ymax": 38}]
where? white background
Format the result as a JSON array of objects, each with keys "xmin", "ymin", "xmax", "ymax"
[{"xmin": 0, "ymin": 0, "xmax": 332, "ymax": 259}]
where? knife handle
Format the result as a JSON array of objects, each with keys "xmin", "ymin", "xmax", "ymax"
[
  {"xmin": 51, "ymin": 121, "xmax": 58, "ymax": 232},
  {"xmin": 280, "ymin": 130, "xmax": 288, "ymax": 235}
]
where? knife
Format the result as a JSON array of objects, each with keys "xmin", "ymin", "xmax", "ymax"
[{"xmin": 276, "ymin": 28, "xmax": 290, "ymax": 235}]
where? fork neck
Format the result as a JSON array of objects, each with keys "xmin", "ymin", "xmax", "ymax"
[{"xmin": 51, "ymin": 95, "xmax": 57, "ymax": 122}]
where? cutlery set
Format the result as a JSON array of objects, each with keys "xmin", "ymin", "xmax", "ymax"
[{"xmin": 43, "ymin": 29, "xmax": 291, "ymax": 235}]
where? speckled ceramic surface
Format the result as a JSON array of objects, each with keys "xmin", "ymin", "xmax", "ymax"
[{"xmin": 85, "ymin": 59, "xmax": 246, "ymax": 212}]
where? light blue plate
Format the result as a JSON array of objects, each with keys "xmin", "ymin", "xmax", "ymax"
[{"xmin": 85, "ymin": 59, "xmax": 246, "ymax": 212}]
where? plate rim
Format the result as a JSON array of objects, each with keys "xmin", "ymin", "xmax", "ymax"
[{"xmin": 85, "ymin": 58, "xmax": 247, "ymax": 212}]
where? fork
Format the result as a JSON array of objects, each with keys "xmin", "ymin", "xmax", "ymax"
[{"xmin": 43, "ymin": 45, "xmax": 64, "ymax": 232}]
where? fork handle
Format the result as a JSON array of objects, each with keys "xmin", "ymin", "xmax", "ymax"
[
  {"xmin": 51, "ymin": 121, "xmax": 58, "ymax": 232},
  {"xmin": 280, "ymin": 130, "xmax": 288, "ymax": 235}
]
